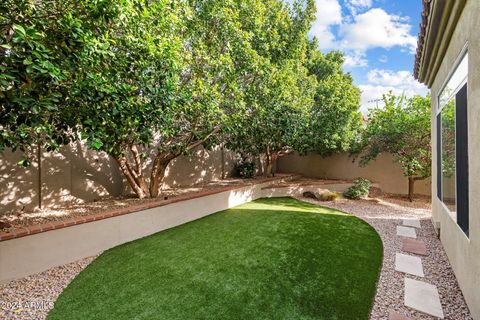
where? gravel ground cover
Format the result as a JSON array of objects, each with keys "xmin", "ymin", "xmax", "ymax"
[
  {"xmin": 0, "ymin": 193, "xmax": 473, "ymax": 319},
  {"xmin": 0, "ymin": 256, "xmax": 96, "ymax": 320},
  {"xmin": 298, "ymin": 195, "xmax": 472, "ymax": 320},
  {"xmin": 0, "ymin": 175, "xmax": 294, "ymax": 233}
]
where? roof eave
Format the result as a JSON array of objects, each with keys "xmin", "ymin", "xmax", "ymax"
[{"xmin": 414, "ymin": 0, "xmax": 467, "ymax": 88}]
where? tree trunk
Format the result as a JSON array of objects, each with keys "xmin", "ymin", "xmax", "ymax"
[
  {"xmin": 408, "ymin": 176, "xmax": 415, "ymax": 202},
  {"xmin": 263, "ymin": 147, "xmax": 278, "ymax": 177},
  {"xmin": 114, "ymin": 156, "xmax": 149, "ymax": 199},
  {"xmin": 264, "ymin": 147, "xmax": 272, "ymax": 177},
  {"xmin": 149, "ymin": 154, "xmax": 173, "ymax": 198},
  {"xmin": 270, "ymin": 152, "xmax": 278, "ymax": 177},
  {"xmin": 121, "ymin": 127, "xmax": 221, "ymax": 199}
]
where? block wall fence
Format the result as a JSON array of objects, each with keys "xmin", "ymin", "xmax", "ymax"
[
  {"xmin": 277, "ymin": 152, "xmax": 431, "ymax": 196},
  {"xmin": 0, "ymin": 144, "xmax": 430, "ymax": 214}
]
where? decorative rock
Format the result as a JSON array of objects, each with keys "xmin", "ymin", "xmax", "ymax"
[
  {"xmin": 397, "ymin": 226, "xmax": 417, "ymax": 238},
  {"xmin": 297, "ymin": 195, "xmax": 472, "ymax": 320},
  {"xmin": 404, "ymin": 278, "xmax": 444, "ymax": 318},
  {"xmin": 395, "ymin": 253, "xmax": 424, "ymax": 277},
  {"xmin": 302, "ymin": 191, "xmax": 317, "ymax": 199},
  {"xmin": 0, "ymin": 221, "xmax": 11, "ymax": 229}
]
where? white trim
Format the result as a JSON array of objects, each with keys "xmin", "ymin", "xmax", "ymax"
[
  {"xmin": 437, "ymin": 47, "xmax": 468, "ymax": 114},
  {"xmin": 436, "ymin": 48, "xmax": 469, "ymax": 234}
]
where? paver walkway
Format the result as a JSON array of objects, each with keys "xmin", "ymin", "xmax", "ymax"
[
  {"xmin": 403, "ymin": 219, "xmax": 422, "ymax": 228},
  {"xmin": 404, "ymin": 278, "xmax": 444, "ymax": 318},
  {"xmin": 300, "ymin": 196, "xmax": 473, "ymax": 320},
  {"xmin": 395, "ymin": 253, "xmax": 424, "ymax": 277},
  {"xmin": 402, "ymin": 238, "xmax": 428, "ymax": 256},
  {"xmin": 397, "ymin": 225, "xmax": 417, "ymax": 238},
  {"xmin": 394, "ymin": 218, "xmax": 445, "ymax": 319}
]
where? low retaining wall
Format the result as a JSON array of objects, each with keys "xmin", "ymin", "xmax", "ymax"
[
  {"xmin": 277, "ymin": 152, "xmax": 431, "ymax": 196},
  {"xmin": 0, "ymin": 176, "xmax": 295, "ymax": 283},
  {"xmin": 261, "ymin": 182, "xmax": 380, "ymax": 198}
]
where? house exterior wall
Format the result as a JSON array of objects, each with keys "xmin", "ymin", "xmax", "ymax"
[
  {"xmin": 277, "ymin": 152, "xmax": 431, "ymax": 196},
  {"xmin": 0, "ymin": 143, "xmax": 237, "ymax": 213},
  {"xmin": 429, "ymin": 0, "xmax": 480, "ymax": 318}
]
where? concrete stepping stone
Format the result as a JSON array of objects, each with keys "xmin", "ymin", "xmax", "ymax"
[
  {"xmin": 388, "ymin": 311, "xmax": 414, "ymax": 320},
  {"xmin": 395, "ymin": 253, "xmax": 424, "ymax": 277},
  {"xmin": 403, "ymin": 219, "xmax": 421, "ymax": 228},
  {"xmin": 405, "ymin": 278, "xmax": 444, "ymax": 318},
  {"xmin": 403, "ymin": 238, "xmax": 428, "ymax": 256},
  {"xmin": 397, "ymin": 226, "xmax": 417, "ymax": 238}
]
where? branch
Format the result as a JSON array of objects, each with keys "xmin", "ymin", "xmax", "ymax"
[
  {"xmin": 129, "ymin": 144, "xmax": 143, "ymax": 177},
  {"xmin": 186, "ymin": 126, "xmax": 221, "ymax": 151}
]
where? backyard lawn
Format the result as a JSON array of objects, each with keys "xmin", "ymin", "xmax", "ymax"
[{"xmin": 48, "ymin": 197, "xmax": 383, "ymax": 320}]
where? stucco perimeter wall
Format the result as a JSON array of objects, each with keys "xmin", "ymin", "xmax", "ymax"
[
  {"xmin": 277, "ymin": 152, "xmax": 431, "ymax": 196},
  {"xmin": 0, "ymin": 143, "xmax": 236, "ymax": 213},
  {"xmin": 429, "ymin": 1, "xmax": 480, "ymax": 318},
  {"xmin": 0, "ymin": 179, "xmax": 296, "ymax": 283}
]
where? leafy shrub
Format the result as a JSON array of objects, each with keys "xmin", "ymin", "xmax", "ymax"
[
  {"xmin": 343, "ymin": 178, "xmax": 371, "ymax": 200},
  {"xmin": 235, "ymin": 160, "xmax": 256, "ymax": 178},
  {"xmin": 318, "ymin": 191, "xmax": 340, "ymax": 201}
]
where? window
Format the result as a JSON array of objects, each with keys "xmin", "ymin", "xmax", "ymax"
[{"xmin": 437, "ymin": 52, "xmax": 469, "ymax": 236}]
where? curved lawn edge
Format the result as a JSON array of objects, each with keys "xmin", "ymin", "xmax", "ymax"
[
  {"xmin": 48, "ymin": 197, "xmax": 383, "ymax": 320},
  {"xmin": 291, "ymin": 196, "xmax": 385, "ymax": 318}
]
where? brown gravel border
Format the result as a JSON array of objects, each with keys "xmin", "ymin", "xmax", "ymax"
[
  {"xmin": 0, "ymin": 256, "xmax": 97, "ymax": 320},
  {"xmin": 0, "ymin": 174, "xmax": 296, "ymax": 241},
  {"xmin": 0, "ymin": 193, "xmax": 473, "ymax": 320},
  {"xmin": 297, "ymin": 196, "xmax": 472, "ymax": 320}
]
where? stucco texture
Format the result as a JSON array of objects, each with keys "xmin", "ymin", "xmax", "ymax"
[
  {"xmin": 429, "ymin": 0, "xmax": 480, "ymax": 318},
  {"xmin": 277, "ymin": 152, "xmax": 431, "ymax": 196},
  {"xmin": 0, "ymin": 143, "xmax": 236, "ymax": 213}
]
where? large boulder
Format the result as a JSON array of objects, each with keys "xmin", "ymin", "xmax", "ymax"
[{"xmin": 303, "ymin": 191, "xmax": 317, "ymax": 199}]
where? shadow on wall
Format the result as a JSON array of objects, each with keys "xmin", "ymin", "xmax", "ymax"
[
  {"xmin": 0, "ymin": 143, "xmax": 238, "ymax": 213},
  {"xmin": 0, "ymin": 142, "xmax": 125, "ymax": 213},
  {"xmin": 120, "ymin": 145, "xmax": 238, "ymax": 195},
  {"xmin": 162, "ymin": 146, "xmax": 236, "ymax": 188},
  {"xmin": 277, "ymin": 152, "xmax": 431, "ymax": 196},
  {"xmin": 0, "ymin": 149, "xmax": 39, "ymax": 212}
]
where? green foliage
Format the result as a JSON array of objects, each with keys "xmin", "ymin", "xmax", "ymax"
[
  {"xmin": 343, "ymin": 178, "xmax": 371, "ymax": 200},
  {"xmin": 234, "ymin": 158, "xmax": 256, "ymax": 179},
  {"xmin": 2, "ymin": 0, "xmax": 366, "ymax": 198},
  {"xmin": 225, "ymin": 0, "xmax": 317, "ymax": 176},
  {"xmin": 67, "ymin": 0, "xmax": 184, "ymax": 157},
  {"xmin": 300, "ymin": 41, "xmax": 362, "ymax": 156},
  {"xmin": 440, "ymin": 99, "xmax": 455, "ymax": 178},
  {"xmin": 357, "ymin": 93, "xmax": 431, "ymax": 179},
  {"xmin": 355, "ymin": 94, "xmax": 431, "ymax": 200},
  {"xmin": 0, "ymin": 0, "xmax": 77, "ymax": 155}
]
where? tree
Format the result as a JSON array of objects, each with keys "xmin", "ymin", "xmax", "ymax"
[
  {"xmin": 226, "ymin": 0, "xmax": 317, "ymax": 176},
  {"xmin": 68, "ymin": 0, "xmax": 256, "ymax": 198},
  {"xmin": 357, "ymin": 93, "xmax": 431, "ymax": 201},
  {"xmin": 0, "ymin": 0, "xmax": 80, "ymax": 164},
  {"xmin": 301, "ymin": 41, "xmax": 362, "ymax": 156}
]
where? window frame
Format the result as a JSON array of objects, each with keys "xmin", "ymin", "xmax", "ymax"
[{"xmin": 436, "ymin": 47, "xmax": 469, "ymax": 237}]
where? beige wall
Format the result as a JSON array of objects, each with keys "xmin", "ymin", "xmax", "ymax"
[
  {"xmin": 0, "ymin": 178, "xmax": 291, "ymax": 283},
  {"xmin": 277, "ymin": 152, "xmax": 431, "ymax": 196},
  {"xmin": 429, "ymin": 1, "xmax": 480, "ymax": 318},
  {"xmin": 0, "ymin": 143, "xmax": 236, "ymax": 213}
]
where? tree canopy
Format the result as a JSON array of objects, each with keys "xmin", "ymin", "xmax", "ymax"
[
  {"xmin": 302, "ymin": 41, "xmax": 362, "ymax": 156},
  {"xmin": 1, "ymin": 0, "xmax": 363, "ymax": 197},
  {"xmin": 356, "ymin": 93, "xmax": 431, "ymax": 201}
]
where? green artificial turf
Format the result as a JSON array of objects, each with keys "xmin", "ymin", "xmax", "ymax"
[{"xmin": 48, "ymin": 197, "xmax": 383, "ymax": 320}]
